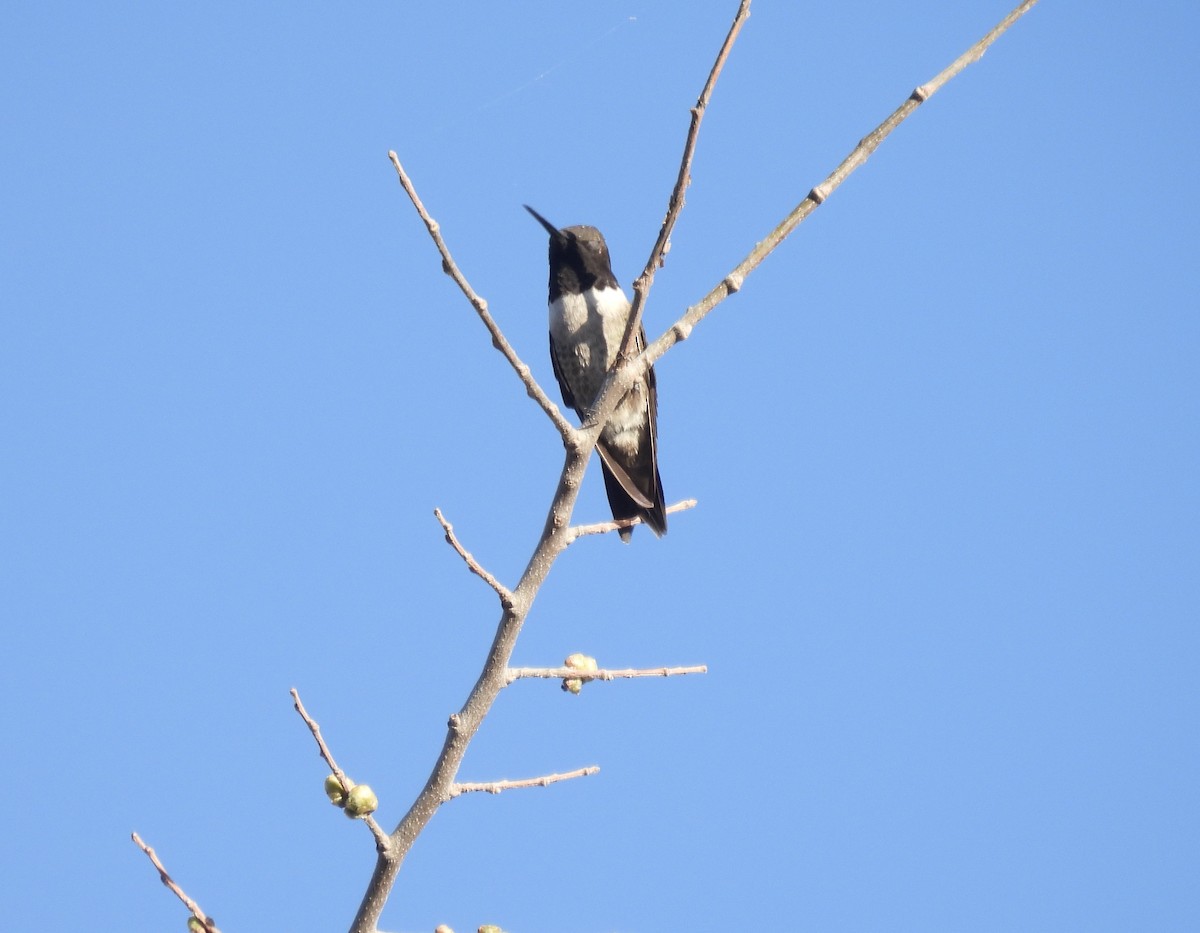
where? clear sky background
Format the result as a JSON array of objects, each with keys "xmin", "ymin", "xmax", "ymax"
[{"xmin": 3, "ymin": 2, "xmax": 1198, "ymax": 931}]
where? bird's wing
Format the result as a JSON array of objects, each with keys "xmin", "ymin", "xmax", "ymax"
[
  {"xmin": 594, "ymin": 323, "xmax": 659, "ymax": 511},
  {"xmin": 548, "ymin": 332, "xmax": 578, "ymax": 413},
  {"xmin": 594, "ymin": 443, "xmax": 657, "ymax": 509},
  {"xmin": 638, "ymin": 323, "xmax": 661, "ymax": 504}
]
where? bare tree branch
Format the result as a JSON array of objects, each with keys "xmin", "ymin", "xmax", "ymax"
[
  {"xmin": 434, "ymin": 508, "xmax": 514, "ymax": 607},
  {"xmin": 617, "ymin": 0, "xmax": 752, "ymax": 361},
  {"xmin": 449, "ymin": 766, "xmax": 600, "ymax": 798},
  {"xmin": 130, "ymin": 832, "xmax": 222, "ymax": 933},
  {"xmin": 569, "ymin": 498, "xmax": 698, "ymax": 540},
  {"xmin": 291, "ymin": 688, "xmax": 390, "ymax": 850},
  {"xmin": 125, "ymin": 0, "xmax": 1042, "ymax": 929},
  {"xmin": 356, "ymin": 2, "xmax": 1039, "ymax": 930},
  {"xmin": 506, "ymin": 665, "xmax": 708, "ymax": 686},
  {"xmin": 387, "ymin": 150, "xmax": 575, "ymax": 438}
]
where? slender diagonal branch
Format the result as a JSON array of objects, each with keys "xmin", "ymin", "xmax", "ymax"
[
  {"xmin": 131, "ymin": 833, "xmax": 222, "ymax": 933},
  {"xmin": 618, "ymin": 0, "xmax": 752, "ymax": 361},
  {"xmin": 506, "ymin": 665, "xmax": 708, "ymax": 685},
  {"xmin": 449, "ymin": 766, "xmax": 600, "ymax": 798},
  {"xmin": 434, "ymin": 508, "xmax": 514, "ymax": 607},
  {"xmin": 387, "ymin": 151, "xmax": 574, "ymax": 438},
  {"xmin": 291, "ymin": 689, "xmax": 390, "ymax": 850}
]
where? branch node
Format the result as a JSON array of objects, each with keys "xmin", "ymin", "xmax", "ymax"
[
  {"xmin": 808, "ymin": 183, "xmax": 830, "ymax": 204},
  {"xmin": 723, "ymin": 272, "xmax": 744, "ymax": 294},
  {"xmin": 911, "ymin": 84, "xmax": 931, "ymax": 102}
]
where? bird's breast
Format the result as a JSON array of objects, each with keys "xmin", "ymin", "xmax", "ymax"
[{"xmin": 549, "ymin": 285, "xmax": 632, "ymax": 405}]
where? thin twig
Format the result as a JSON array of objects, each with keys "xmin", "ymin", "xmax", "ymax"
[
  {"xmin": 130, "ymin": 832, "xmax": 222, "ymax": 933},
  {"xmin": 569, "ymin": 498, "xmax": 698, "ymax": 540},
  {"xmin": 291, "ymin": 688, "xmax": 354, "ymax": 794},
  {"xmin": 387, "ymin": 151, "xmax": 574, "ymax": 438},
  {"xmin": 619, "ymin": 0, "xmax": 752, "ymax": 361},
  {"xmin": 506, "ymin": 665, "xmax": 708, "ymax": 686},
  {"xmin": 449, "ymin": 766, "xmax": 600, "ymax": 798},
  {"xmin": 434, "ymin": 507, "xmax": 514, "ymax": 607},
  {"xmin": 290, "ymin": 688, "xmax": 390, "ymax": 851}
]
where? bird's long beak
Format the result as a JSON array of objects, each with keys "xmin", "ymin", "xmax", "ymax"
[{"xmin": 524, "ymin": 204, "xmax": 562, "ymax": 239}]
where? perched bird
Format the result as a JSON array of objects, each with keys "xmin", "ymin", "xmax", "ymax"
[{"xmin": 525, "ymin": 205, "xmax": 667, "ymax": 541}]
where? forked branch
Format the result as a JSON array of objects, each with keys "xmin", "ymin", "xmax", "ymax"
[
  {"xmin": 618, "ymin": 0, "xmax": 752, "ymax": 361},
  {"xmin": 628, "ymin": 0, "xmax": 1042, "ymax": 379}
]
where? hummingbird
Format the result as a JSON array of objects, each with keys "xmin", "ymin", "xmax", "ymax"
[{"xmin": 525, "ymin": 205, "xmax": 667, "ymax": 541}]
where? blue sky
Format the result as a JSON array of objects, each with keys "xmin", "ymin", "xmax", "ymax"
[{"xmin": 3, "ymin": 2, "xmax": 1198, "ymax": 931}]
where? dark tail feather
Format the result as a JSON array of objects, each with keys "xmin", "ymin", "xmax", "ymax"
[{"xmin": 600, "ymin": 460, "xmax": 667, "ymax": 542}]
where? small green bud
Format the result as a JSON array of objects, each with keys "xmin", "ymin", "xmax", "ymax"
[
  {"xmin": 344, "ymin": 783, "xmax": 378, "ymax": 818},
  {"xmin": 324, "ymin": 773, "xmax": 348, "ymax": 807}
]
